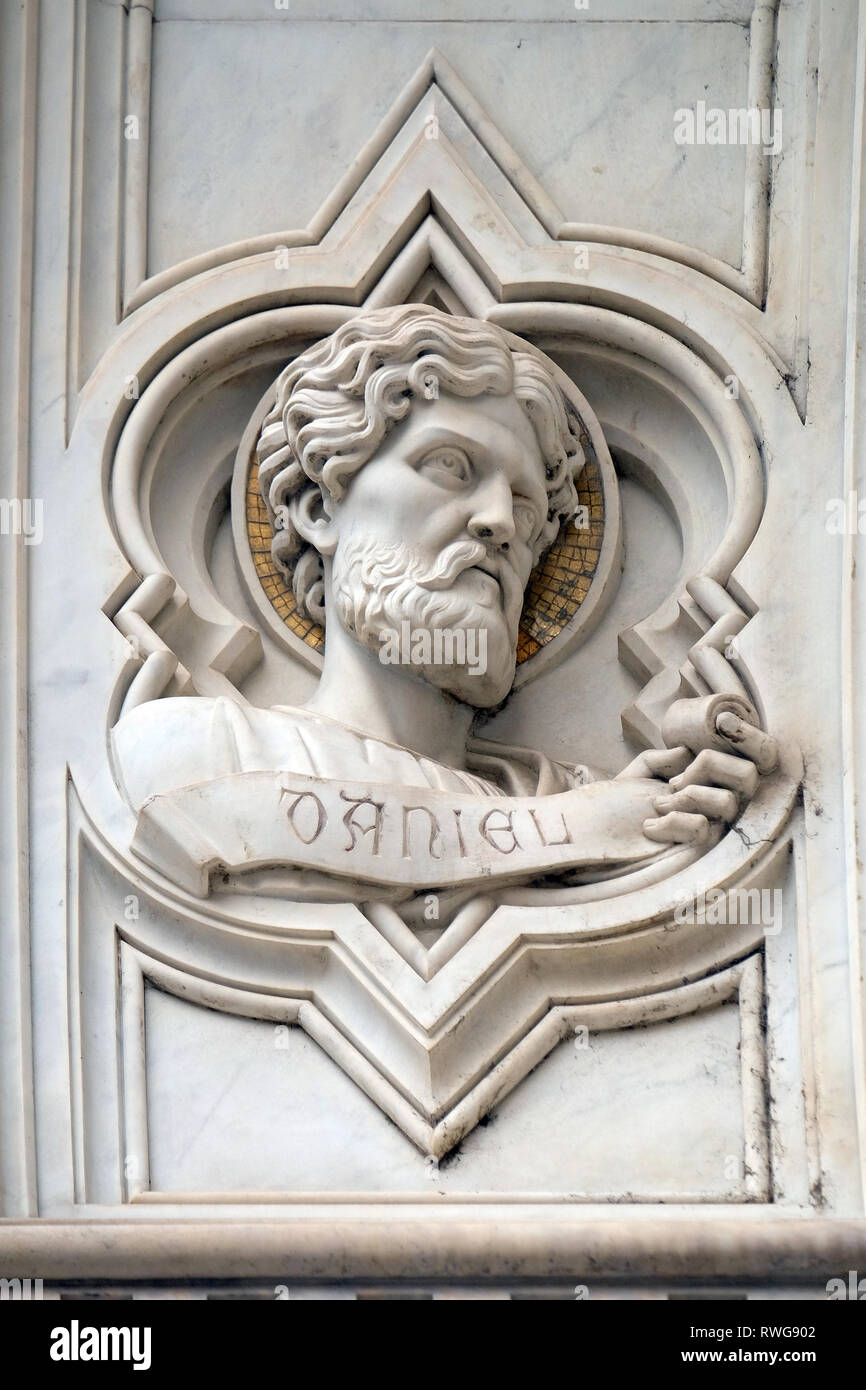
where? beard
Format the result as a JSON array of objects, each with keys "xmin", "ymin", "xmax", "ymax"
[{"xmin": 331, "ymin": 536, "xmax": 521, "ymax": 707}]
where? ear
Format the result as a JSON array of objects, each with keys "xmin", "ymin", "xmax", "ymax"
[{"xmin": 290, "ymin": 486, "xmax": 337, "ymax": 557}]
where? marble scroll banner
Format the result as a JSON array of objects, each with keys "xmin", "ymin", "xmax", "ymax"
[{"xmin": 130, "ymin": 771, "xmax": 665, "ymax": 897}]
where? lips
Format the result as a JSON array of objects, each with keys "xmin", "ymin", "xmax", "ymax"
[
  {"xmin": 463, "ymin": 562, "xmax": 504, "ymax": 595},
  {"xmin": 462, "ymin": 559, "xmax": 520, "ymax": 611},
  {"xmin": 470, "ymin": 560, "xmax": 502, "ymax": 585}
]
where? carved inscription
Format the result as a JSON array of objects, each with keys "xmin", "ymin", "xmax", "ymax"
[{"xmin": 132, "ymin": 770, "xmax": 662, "ymax": 897}]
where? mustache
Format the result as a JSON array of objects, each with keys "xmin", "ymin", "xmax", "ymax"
[
  {"xmin": 418, "ymin": 540, "xmax": 518, "ymax": 592},
  {"xmin": 419, "ymin": 541, "xmax": 487, "ymax": 589}
]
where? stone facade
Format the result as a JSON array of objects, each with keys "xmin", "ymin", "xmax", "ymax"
[{"xmin": 1, "ymin": 0, "xmax": 865, "ymax": 1296}]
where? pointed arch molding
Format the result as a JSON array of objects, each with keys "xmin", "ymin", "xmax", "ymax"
[
  {"xmin": 124, "ymin": 36, "xmax": 779, "ymax": 315},
  {"xmin": 71, "ymin": 39, "xmax": 805, "ymax": 1161}
]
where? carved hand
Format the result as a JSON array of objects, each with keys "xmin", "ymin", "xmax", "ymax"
[{"xmin": 616, "ymin": 712, "xmax": 779, "ymax": 847}]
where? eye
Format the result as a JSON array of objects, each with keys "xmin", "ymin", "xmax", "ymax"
[{"xmin": 417, "ymin": 446, "xmax": 472, "ymax": 486}]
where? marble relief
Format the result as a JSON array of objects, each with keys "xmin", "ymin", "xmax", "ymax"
[
  {"xmin": 113, "ymin": 305, "xmax": 777, "ymax": 906},
  {"xmin": 9, "ymin": 1, "xmax": 864, "ymax": 1296}
]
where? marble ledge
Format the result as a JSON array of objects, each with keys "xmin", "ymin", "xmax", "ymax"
[{"xmin": 0, "ymin": 1215, "xmax": 865, "ymax": 1283}]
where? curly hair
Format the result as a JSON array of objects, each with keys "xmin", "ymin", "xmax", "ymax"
[{"xmin": 255, "ymin": 304, "xmax": 585, "ymax": 626}]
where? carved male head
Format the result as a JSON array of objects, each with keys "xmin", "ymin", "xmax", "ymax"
[{"xmin": 256, "ymin": 305, "xmax": 585, "ymax": 706}]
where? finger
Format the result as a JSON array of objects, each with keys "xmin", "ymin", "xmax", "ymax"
[
  {"xmin": 653, "ymin": 786, "xmax": 739, "ymax": 822},
  {"xmin": 715, "ymin": 712, "xmax": 779, "ymax": 774},
  {"xmin": 617, "ymin": 746, "xmax": 692, "ymax": 781},
  {"xmin": 642, "ymin": 746, "xmax": 694, "ymax": 779},
  {"xmin": 670, "ymin": 749, "xmax": 759, "ymax": 799},
  {"xmin": 643, "ymin": 811, "xmax": 710, "ymax": 845}
]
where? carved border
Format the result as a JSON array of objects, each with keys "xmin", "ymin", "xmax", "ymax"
[
  {"xmin": 66, "ymin": 773, "xmax": 797, "ymax": 1178},
  {"xmin": 61, "ymin": 11, "xmax": 810, "ymax": 1185},
  {"xmin": 75, "ymin": 101, "xmax": 806, "ymax": 1157},
  {"xmin": 124, "ymin": 16, "xmax": 780, "ymax": 316},
  {"xmin": 118, "ymin": 939, "xmax": 768, "ymax": 1197},
  {"xmin": 119, "ymin": 0, "xmax": 153, "ymax": 313},
  {"xmin": 0, "ymin": 0, "xmax": 38, "ymax": 1220},
  {"xmin": 65, "ymin": 0, "xmax": 152, "ymax": 440}
]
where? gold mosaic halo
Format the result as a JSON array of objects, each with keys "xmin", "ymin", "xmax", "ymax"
[{"xmin": 246, "ymin": 449, "xmax": 604, "ymax": 666}]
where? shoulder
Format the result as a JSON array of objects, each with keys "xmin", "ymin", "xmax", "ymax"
[{"xmin": 111, "ymin": 696, "xmax": 265, "ymax": 810}]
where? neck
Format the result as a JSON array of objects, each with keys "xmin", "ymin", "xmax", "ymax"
[{"xmin": 303, "ymin": 616, "xmax": 476, "ymax": 769}]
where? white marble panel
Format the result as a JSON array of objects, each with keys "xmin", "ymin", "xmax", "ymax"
[
  {"xmin": 147, "ymin": 15, "xmax": 751, "ymax": 269},
  {"xmin": 145, "ymin": 985, "xmax": 746, "ymax": 1197}
]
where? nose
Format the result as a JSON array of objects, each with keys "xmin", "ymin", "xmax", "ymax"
[{"xmin": 466, "ymin": 474, "xmax": 516, "ymax": 548}]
